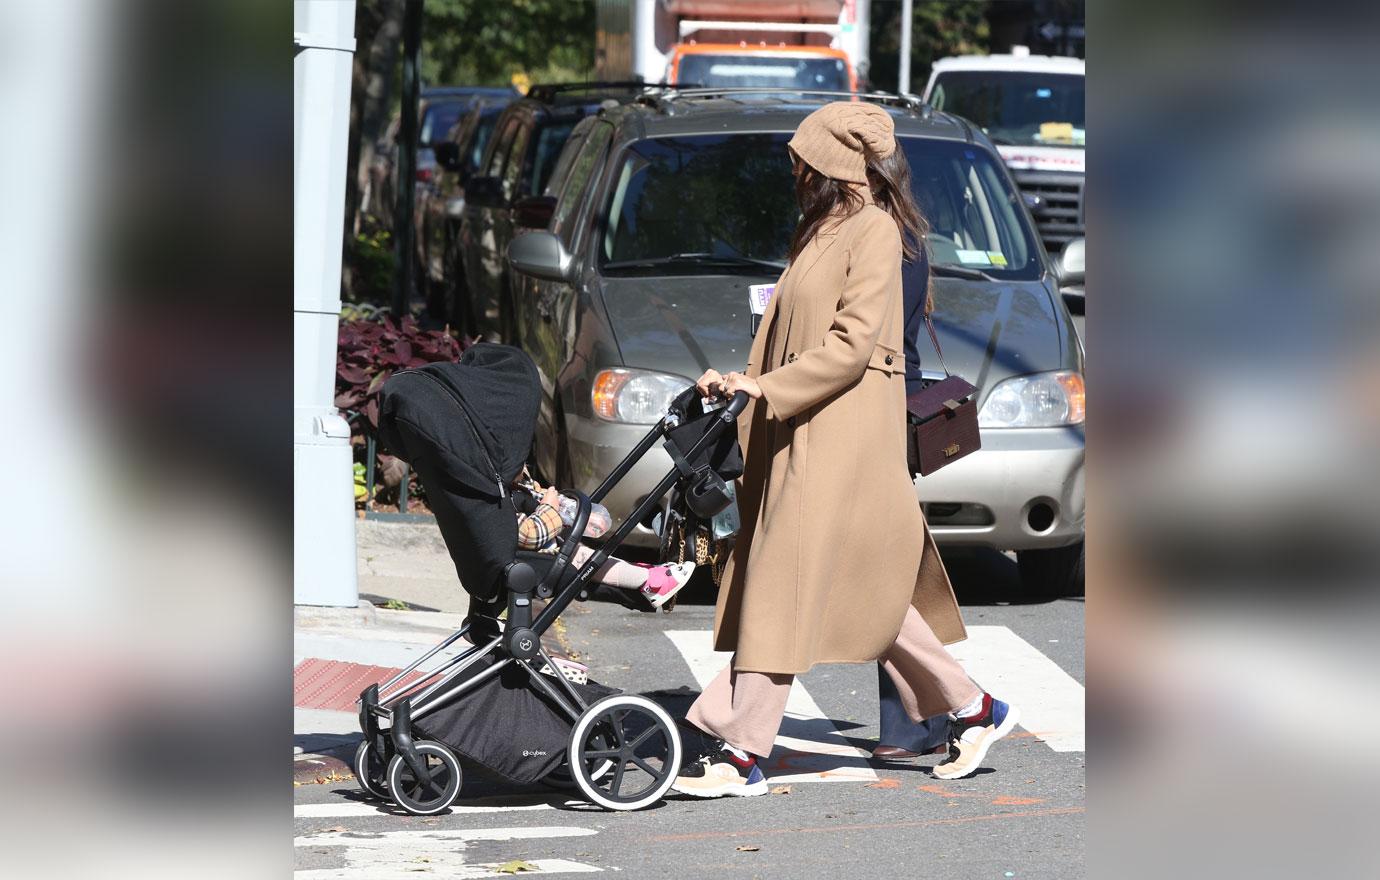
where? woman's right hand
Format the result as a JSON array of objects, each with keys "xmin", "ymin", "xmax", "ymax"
[{"xmin": 696, "ymin": 369, "xmax": 725, "ymax": 399}]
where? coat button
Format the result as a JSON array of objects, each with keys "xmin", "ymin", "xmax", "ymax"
[
  {"xmin": 787, "ymin": 352, "xmax": 798, "ymax": 363},
  {"xmin": 787, "ymin": 417, "xmax": 796, "ymax": 428},
  {"xmin": 884, "ymin": 354, "xmax": 894, "ymax": 365}
]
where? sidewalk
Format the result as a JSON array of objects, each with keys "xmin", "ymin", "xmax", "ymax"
[{"xmin": 294, "ymin": 516, "xmax": 472, "ymax": 784}]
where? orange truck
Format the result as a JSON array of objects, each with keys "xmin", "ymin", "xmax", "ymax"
[{"xmin": 596, "ymin": 0, "xmax": 870, "ymax": 91}]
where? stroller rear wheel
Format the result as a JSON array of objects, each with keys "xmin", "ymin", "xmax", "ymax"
[
  {"xmin": 386, "ymin": 741, "xmax": 463, "ymax": 815},
  {"xmin": 568, "ymin": 694, "xmax": 682, "ymax": 811},
  {"xmin": 354, "ymin": 739, "xmax": 390, "ymax": 800}
]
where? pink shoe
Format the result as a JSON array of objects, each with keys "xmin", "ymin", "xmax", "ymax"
[{"xmin": 640, "ymin": 562, "xmax": 695, "ymax": 609}]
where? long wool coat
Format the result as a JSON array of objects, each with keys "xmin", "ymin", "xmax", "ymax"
[{"xmin": 713, "ymin": 192, "xmax": 967, "ymax": 674}]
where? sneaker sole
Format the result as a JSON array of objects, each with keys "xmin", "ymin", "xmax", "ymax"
[
  {"xmin": 671, "ymin": 778, "xmax": 769, "ymax": 798},
  {"xmin": 645, "ymin": 581, "xmax": 687, "ymax": 610},
  {"xmin": 932, "ymin": 704, "xmax": 1022, "ymax": 780}
]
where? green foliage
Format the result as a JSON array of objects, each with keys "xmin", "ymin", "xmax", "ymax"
[
  {"xmin": 345, "ymin": 227, "xmax": 397, "ymax": 305},
  {"xmin": 868, "ymin": 0, "xmax": 991, "ymax": 93},
  {"xmin": 421, "ymin": 0, "xmax": 596, "ymax": 87}
]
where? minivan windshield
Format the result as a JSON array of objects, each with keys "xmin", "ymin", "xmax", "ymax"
[
  {"xmin": 929, "ymin": 71, "xmax": 1085, "ymax": 149},
  {"xmin": 677, "ymin": 54, "xmax": 850, "ymax": 91},
  {"xmin": 600, "ymin": 132, "xmax": 1041, "ymax": 280}
]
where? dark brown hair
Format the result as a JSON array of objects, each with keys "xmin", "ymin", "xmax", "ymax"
[{"xmin": 788, "ymin": 146, "xmax": 934, "ymax": 312}]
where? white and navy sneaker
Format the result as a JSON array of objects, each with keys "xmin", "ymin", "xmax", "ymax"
[
  {"xmin": 932, "ymin": 693, "xmax": 1020, "ymax": 780},
  {"xmin": 671, "ymin": 740, "xmax": 768, "ymax": 798}
]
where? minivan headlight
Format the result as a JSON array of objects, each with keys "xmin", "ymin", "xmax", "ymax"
[
  {"xmin": 978, "ymin": 370, "xmax": 1085, "ymax": 428},
  {"xmin": 592, "ymin": 369, "xmax": 691, "ymax": 424}
]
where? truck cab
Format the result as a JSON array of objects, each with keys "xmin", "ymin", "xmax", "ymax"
[{"xmin": 922, "ymin": 49, "xmax": 1085, "ymax": 255}]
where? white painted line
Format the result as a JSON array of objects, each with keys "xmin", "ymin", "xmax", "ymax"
[
  {"xmin": 664, "ymin": 630, "xmax": 878, "ymax": 783},
  {"xmin": 295, "ymin": 827, "xmax": 598, "ymax": 847},
  {"xmin": 947, "ymin": 625, "xmax": 1085, "ymax": 752},
  {"xmin": 294, "ymin": 796, "xmax": 580, "ymax": 819},
  {"xmin": 295, "ymin": 826, "xmax": 604, "ymax": 879},
  {"xmin": 296, "ymin": 857, "xmax": 601, "ymax": 879}
]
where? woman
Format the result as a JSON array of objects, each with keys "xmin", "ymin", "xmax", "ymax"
[{"xmin": 672, "ymin": 102, "xmax": 1019, "ymax": 798}]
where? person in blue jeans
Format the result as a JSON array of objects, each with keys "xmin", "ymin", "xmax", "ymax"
[{"xmin": 873, "ymin": 242, "xmax": 951, "ymax": 760}]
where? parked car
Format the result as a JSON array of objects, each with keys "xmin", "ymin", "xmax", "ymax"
[
  {"xmin": 507, "ymin": 89, "xmax": 1086, "ymax": 595},
  {"xmin": 457, "ymin": 82, "xmax": 656, "ymax": 343},
  {"xmin": 922, "ymin": 48, "xmax": 1085, "ymax": 255},
  {"xmin": 417, "ymin": 96, "xmax": 514, "ymax": 329},
  {"xmin": 366, "ymin": 86, "xmax": 518, "ymax": 229}
]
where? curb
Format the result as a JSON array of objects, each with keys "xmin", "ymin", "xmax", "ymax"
[
  {"xmin": 295, "ymin": 744, "xmax": 357, "ymax": 785},
  {"xmin": 294, "ymin": 599, "xmax": 378, "ymax": 628}
]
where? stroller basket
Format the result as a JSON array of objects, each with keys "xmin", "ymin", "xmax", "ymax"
[{"xmin": 362, "ymin": 346, "xmax": 750, "ymax": 813}]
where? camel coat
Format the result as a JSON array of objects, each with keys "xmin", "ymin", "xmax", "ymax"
[{"xmin": 713, "ymin": 192, "xmax": 967, "ymax": 674}]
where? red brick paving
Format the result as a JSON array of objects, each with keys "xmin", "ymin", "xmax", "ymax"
[{"xmin": 293, "ymin": 658, "xmax": 424, "ymax": 712}]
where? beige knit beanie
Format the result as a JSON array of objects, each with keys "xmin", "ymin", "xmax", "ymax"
[{"xmin": 786, "ymin": 101, "xmax": 896, "ymax": 184}]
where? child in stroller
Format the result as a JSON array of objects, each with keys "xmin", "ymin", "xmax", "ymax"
[{"xmin": 511, "ymin": 466, "xmax": 695, "ymax": 610}]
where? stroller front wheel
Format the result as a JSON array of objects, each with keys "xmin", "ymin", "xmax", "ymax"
[
  {"xmin": 386, "ymin": 741, "xmax": 463, "ymax": 816},
  {"xmin": 354, "ymin": 739, "xmax": 390, "ymax": 800},
  {"xmin": 568, "ymin": 694, "xmax": 682, "ymax": 811}
]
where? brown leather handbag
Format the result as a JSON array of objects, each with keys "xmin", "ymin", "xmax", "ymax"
[{"xmin": 905, "ymin": 315, "xmax": 981, "ymax": 476}]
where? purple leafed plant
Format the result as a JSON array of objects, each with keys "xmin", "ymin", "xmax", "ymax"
[{"xmin": 335, "ymin": 314, "xmax": 468, "ymax": 430}]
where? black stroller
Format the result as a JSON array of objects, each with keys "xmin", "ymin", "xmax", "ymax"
[{"xmin": 354, "ymin": 344, "xmax": 747, "ymax": 814}]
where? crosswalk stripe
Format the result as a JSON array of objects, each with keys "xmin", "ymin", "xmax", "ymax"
[
  {"xmin": 664, "ymin": 630, "xmax": 878, "ymax": 783},
  {"xmin": 294, "ymin": 796, "xmax": 579, "ymax": 819},
  {"xmin": 294, "ymin": 827, "xmax": 603, "ymax": 879},
  {"xmin": 296, "ymin": 857, "xmax": 601, "ymax": 879},
  {"xmin": 948, "ymin": 625, "xmax": 1085, "ymax": 752},
  {"xmin": 295, "ymin": 827, "xmax": 598, "ymax": 847}
]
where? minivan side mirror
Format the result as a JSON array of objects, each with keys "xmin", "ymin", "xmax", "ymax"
[
  {"xmin": 508, "ymin": 230, "xmax": 573, "ymax": 282},
  {"xmin": 433, "ymin": 142, "xmax": 462, "ymax": 171},
  {"xmin": 513, "ymin": 195, "xmax": 557, "ymax": 229},
  {"xmin": 1056, "ymin": 237, "xmax": 1085, "ymax": 288}
]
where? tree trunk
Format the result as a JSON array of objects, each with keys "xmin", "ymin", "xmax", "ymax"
[{"xmin": 343, "ymin": 0, "xmax": 404, "ymax": 279}]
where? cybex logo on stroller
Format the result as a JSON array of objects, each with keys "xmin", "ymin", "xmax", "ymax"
[{"xmin": 522, "ymin": 749, "xmax": 548, "ymax": 757}]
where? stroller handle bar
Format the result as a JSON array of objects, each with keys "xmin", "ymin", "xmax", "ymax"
[{"xmin": 668, "ymin": 386, "xmax": 751, "ymax": 422}]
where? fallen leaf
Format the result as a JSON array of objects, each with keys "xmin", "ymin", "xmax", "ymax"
[
  {"xmin": 320, "ymin": 826, "xmax": 347, "ymax": 833},
  {"xmin": 865, "ymin": 778, "xmax": 901, "ymax": 789},
  {"xmin": 495, "ymin": 860, "xmax": 538, "ymax": 874},
  {"xmin": 735, "ymin": 845, "xmax": 760, "ymax": 852},
  {"xmin": 770, "ymin": 785, "xmax": 793, "ymax": 795}
]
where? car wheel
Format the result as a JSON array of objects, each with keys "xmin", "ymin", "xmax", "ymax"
[{"xmin": 1017, "ymin": 540, "xmax": 1084, "ymax": 599}]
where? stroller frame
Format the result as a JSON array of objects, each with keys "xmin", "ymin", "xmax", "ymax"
[{"xmin": 356, "ymin": 387, "xmax": 749, "ymax": 812}]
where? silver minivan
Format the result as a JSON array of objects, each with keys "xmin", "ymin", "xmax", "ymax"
[{"xmin": 507, "ymin": 90, "xmax": 1085, "ymax": 595}]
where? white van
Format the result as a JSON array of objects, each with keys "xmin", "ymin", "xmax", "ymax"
[{"xmin": 923, "ymin": 48, "xmax": 1085, "ymax": 255}]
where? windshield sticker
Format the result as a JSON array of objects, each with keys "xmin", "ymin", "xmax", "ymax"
[
  {"xmin": 986, "ymin": 251, "xmax": 1008, "ymax": 267},
  {"xmin": 954, "ymin": 249, "xmax": 992, "ymax": 266},
  {"xmin": 748, "ymin": 283, "xmax": 776, "ymax": 316}
]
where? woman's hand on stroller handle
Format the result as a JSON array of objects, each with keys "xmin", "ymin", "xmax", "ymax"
[{"xmin": 696, "ymin": 369, "xmax": 761, "ymax": 403}]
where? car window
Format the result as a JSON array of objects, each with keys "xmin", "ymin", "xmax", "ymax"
[
  {"xmin": 543, "ymin": 119, "xmax": 592, "ymax": 201},
  {"xmin": 676, "ymin": 54, "xmax": 850, "ymax": 90},
  {"xmin": 502, "ymin": 121, "xmax": 532, "ymax": 192},
  {"xmin": 528, "ymin": 121, "xmax": 577, "ymax": 197},
  {"xmin": 552, "ymin": 121, "xmax": 614, "ymax": 246},
  {"xmin": 468, "ymin": 114, "xmax": 500, "ymax": 170},
  {"xmin": 598, "ymin": 132, "xmax": 1041, "ymax": 279},
  {"xmin": 484, "ymin": 116, "xmax": 518, "ymax": 177},
  {"xmin": 419, "ymin": 100, "xmax": 466, "ymax": 145},
  {"xmin": 930, "ymin": 72, "xmax": 1085, "ymax": 148}
]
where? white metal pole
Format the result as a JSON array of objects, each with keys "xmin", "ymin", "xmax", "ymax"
[
  {"xmin": 898, "ymin": 0, "xmax": 913, "ymax": 94},
  {"xmin": 294, "ymin": 0, "xmax": 359, "ymax": 606}
]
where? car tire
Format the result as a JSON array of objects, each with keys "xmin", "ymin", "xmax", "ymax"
[{"xmin": 1017, "ymin": 540, "xmax": 1084, "ymax": 599}]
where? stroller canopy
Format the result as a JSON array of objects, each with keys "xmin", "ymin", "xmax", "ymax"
[
  {"xmin": 377, "ymin": 344, "xmax": 542, "ymax": 602},
  {"xmin": 379, "ymin": 343, "xmax": 541, "ymax": 497}
]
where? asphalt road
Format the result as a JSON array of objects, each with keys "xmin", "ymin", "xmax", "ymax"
[{"xmin": 294, "ymin": 548, "xmax": 1085, "ymax": 879}]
